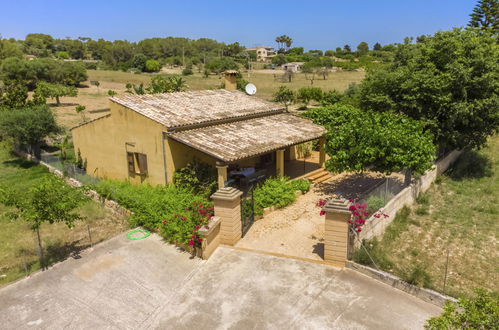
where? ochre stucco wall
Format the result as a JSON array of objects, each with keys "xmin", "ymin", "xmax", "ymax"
[{"xmin": 72, "ymin": 101, "xmax": 223, "ymax": 186}]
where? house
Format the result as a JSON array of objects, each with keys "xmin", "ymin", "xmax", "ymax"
[
  {"xmin": 245, "ymin": 46, "xmax": 276, "ymax": 62},
  {"xmin": 281, "ymin": 62, "xmax": 304, "ymax": 72},
  {"xmin": 71, "ymin": 73, "xmax": 326, "ymax": 189}
]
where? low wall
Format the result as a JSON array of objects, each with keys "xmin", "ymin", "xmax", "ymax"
[
  {"xmin": 346, "ymin": 261, "xmax": 456, "ymax": 307},
  {"xmin": 355, "ymin": 150, "xmax": 462, "ymax": 246}
]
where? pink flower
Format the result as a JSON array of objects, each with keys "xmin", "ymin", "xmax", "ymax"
[
  {"xmin": 198, "ymin": 238, "xmax": 203, "ymax": 243},
  {"xmin": 353, "ymin": 211, "xmax": 359, "ymax": 216},
  {"xmin": 205, "ymin": 226, "xmax": 210, "ymax": 229},
  {"xmin": 349, "ymin": 205, "xmax": 356, "ymax": 211},
  {"xmin": 356, "ymin": 228, "xmax": 362, "ymax": 232},
  {"xmin": 383, "ymin": 214, "xmax": 389, "ymax": 218},
  {"xmin": 348, "ymin": 198, "xmax": 354, "ymax": 203},
  {"xmin": 374, "ymin": 214, "xmax": 381, "ymax": 218},
  {"xmin": 363, "ymin": 212, "xmax": 369, "ymax": 217},
  {"xmin": 319, "ymin": 210, "xmax": 326, "ymax": 216},
  {"xmin": 195, "ymin": 224, "xmax": 200, "ymax": 229},
  {"xmin": 181, "ymin": 216, "xmax": 187, "ymax": 221},
  {"xmin": 188, "ymin": 240, "xmax": 195, "ymax": 246},
  {"xmin": 191, "ymin": 235, "xmax": 196, "ymax": 239}
]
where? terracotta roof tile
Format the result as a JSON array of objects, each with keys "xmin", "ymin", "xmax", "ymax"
[
  {"xmin": 169, "ymin": 114, "xmax": 325, "ymax": 162},
  {"xmin": 111, "ymin": 90, "xmax": 282, "ymax": 129}
]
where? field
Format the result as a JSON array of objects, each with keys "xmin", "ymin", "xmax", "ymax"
[
  {"xmin": 358, "ymin": 135, "xmax": 499, "ymax": 298},
  {"xmin": 0, "ymin": 142, "xmax": 129, "ymax": 286},
  {"xmin": 52, "ymin": 69, "xmax": 365, "ymax": 130}
]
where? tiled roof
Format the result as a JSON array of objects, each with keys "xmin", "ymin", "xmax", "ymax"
[
  {"xmin": 169, "ymin": 114, "xmax": 325, "ymax": 162},
  {"xmin": 111, "ymin": 90, "xmax": 282, "ymax": 129}
]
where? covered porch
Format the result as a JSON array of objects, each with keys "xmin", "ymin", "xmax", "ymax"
[{"xmin": 169, "ymin": 113, "xmax": 326, "ymax": 189}]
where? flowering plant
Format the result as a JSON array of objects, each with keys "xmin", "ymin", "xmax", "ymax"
[
  {"xmin": 317, "ymin": 198, "xmax": 388, "ymax": 232},
  {"xmin": 160, "ymin": 202, "xmax": 214, "ymax": 249}
]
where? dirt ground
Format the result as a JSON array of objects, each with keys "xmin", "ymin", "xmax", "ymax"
[{"xmin": 236, "ymin": 172, "xmax": 404, "ymax": 261}]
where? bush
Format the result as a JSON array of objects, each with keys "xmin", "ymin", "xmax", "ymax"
[
  {"xmin": 144, "ymin": 59, "xmax": 161, "ymax": 72},
  {"xmin": 402, "ymin": 263, "xmax": 432, "ymax": 287},
  {"xmin": 289, "ymin": 179, "xmax": 312, "ymax": 193},
  {"xmin": 425, "ymin": 289, "xmax": 499, "ymax": 329},
  {"xmin": 94, "ymin": 180, "xmax": 212, "ymax": 248},
  {"xmin": 173, "ymin": 159, "xmax": 217, "ymax": 197},
  {"xmin": 181, "ymin": 67, "xmax": 193, "ymax": 76},
  {"xmin": 352, "ymin": 238, "xmax": 394, "ymax": 270},
  {"xmin": 253, "ymin": 177, "xmax": 308, "ymax": 215},
  {"xmin": 366, "ymin": 195, "xmax": 384, "ymax": 214}
]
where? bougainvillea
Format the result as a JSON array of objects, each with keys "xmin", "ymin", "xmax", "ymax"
[{"xmin": 317, "ymin": 198, "xmax": 388, "ymax": 232}]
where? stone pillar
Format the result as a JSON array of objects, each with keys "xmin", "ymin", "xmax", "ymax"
[
  {"xmin": 323, "ymin": 198, "xmax": 351, "ymax": 267},
  {"xmin": 319, "ymin": 136, "xmax": 326, "ymax": 167},
  {"xmin": 211, "ymin": 187, "xmax": 243, "ymax": 245},
  {"xmin": 276, "ymin": 149, "xmax": 285, "ymax": 177},
  {"xmin": 216, "ymin": 162, "xmax": 228, "ymax": 189}
]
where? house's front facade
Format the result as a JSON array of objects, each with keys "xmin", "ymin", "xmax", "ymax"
[
  {"xmin": 281, "ymin": 62, "xmax": 304, "ymax": 72},
  {"xmin": 72, "ymin": 81, "xmax": 325, "ymax": 188},
  {"xmin": 246, "ymin": 46, "xmax": 276, "ymax": 62}
]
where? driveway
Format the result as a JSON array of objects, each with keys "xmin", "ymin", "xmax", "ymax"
[{"xmin": 0, "ymin": 232, "xmax": 441, "ymax": 329}]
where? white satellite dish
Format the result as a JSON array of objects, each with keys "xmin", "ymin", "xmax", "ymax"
[{"xmin": 245, "ymin": 83, "xmax": 257, "ymax": 95}]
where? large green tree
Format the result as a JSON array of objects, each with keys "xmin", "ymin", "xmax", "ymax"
[
  {"xmin": 359, "ymin": 28, "xmax": 499, "ymax": 150},
  {"xmin": 468, "ymin": 0, "xmax": 499, "ymax": 34},
  {"xmin": 33, "ymin": 81, "xmax": 78, "ymax": 105},
  {"xmin": 304, "ymin": 104, "xmax": 436, "ymax": 184},
  {"xmin": 0, "ymin": 105, "xmax": 60, "ymax": 156}
]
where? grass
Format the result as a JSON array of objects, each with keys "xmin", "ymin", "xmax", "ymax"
[
  {"xmin": 354, "ymin": 135, "xmax": 499, "ymax": 298},
  {"xmin": 51, "ymin": 69, "xmax": 365, "ymax": 130},
  {"xmin": 0, "ymin": 142, "xmax": 129, "ymax": 287}
]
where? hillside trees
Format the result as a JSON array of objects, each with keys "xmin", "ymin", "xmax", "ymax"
[
  {"xmin": 33, "ymin": 82, "xmax": 78, "ymax": 105},
  {"xmin": 359, "ymin": 28, "xmax": 499, "ymax": 151},
  {"xmin": 468, "ymin": 0, "xmax": 499, "ymax": 33}
]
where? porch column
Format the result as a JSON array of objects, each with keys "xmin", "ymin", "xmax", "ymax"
[
  {"xmin": 211, "ymin": 187, "xmax": 243, "ymax": 245},
  {"xmin": 323, "ymin": 198, "xmax": 351, "ymax": 267},
  {"xmin": 276, "ymin": 149, "xmax": 285, "ymax": 177},
  {"xmin": 319, "ymin": 136, "xmax": 326, "ymax": 167},
  {"xmin": 216, "ymin": 162, "xmax": 228, "ymax": 189}
]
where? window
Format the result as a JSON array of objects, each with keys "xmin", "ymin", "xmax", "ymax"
[{"xmin": 127, "ymin": 152, "xmax": 148, "ymax": 175}]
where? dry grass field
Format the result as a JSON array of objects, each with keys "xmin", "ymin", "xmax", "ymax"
[{"xmin": 52, "ymin": 69, "xmax": 365, "ymax": 130}]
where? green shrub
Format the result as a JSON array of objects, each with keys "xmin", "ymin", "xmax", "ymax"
[
  {"xmin": 182, "ymin": 68, "xmax": 193, "ymax": 76},
  {"xmin": 94, "ymin": 180, "xmax": 212, "ymax": 247},
  {"xmin": 173, "ymin": 159, "xmax": 217, "ymax": 197},
  {"xmin": 289, "ymin": 179, "xmax": 311, "ymax": 193},
  {"xmin": 253, "ymin": 177, "xmax": 297, "ymax": 215},
  {"xmin": 416, "ymin": 192, "xmax": 430, "ymax": 205},
  {"xmin": 425, "ymin": 289, "xmax": 499, "ymax": 329},
  {"xmin": 402, "ymin": 263, "xmax": 432, "ymax": 287},
  {"xmin": 352, "ymin": 238, "xmax": 393, "ymax": 270},
  {"xmin": 366, "ymin": 195, "xmax": 384, "ymax": 214}
]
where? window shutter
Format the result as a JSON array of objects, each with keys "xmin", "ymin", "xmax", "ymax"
[
  {"xmin": 137, "ymin": 153, "xmax": 148, "ymax": 174},
  {"xmin": 127, "ymin": 152, "xmax": 135, "ymax": 173}
]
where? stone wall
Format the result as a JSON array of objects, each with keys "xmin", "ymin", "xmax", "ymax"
[{"xmin": 355, "ymin": 150, "xmax": 462, "ymax": 247}]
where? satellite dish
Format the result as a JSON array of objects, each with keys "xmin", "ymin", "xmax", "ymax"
[{"xmin": 245, "ymin": 83, "xmax": 257, "ymax": 95}]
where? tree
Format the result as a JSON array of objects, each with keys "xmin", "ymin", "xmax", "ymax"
[
  {"xmin": 75, "ymin": 104, "xmax": 86, "ymax": 122},
  {"xmin": 144, "ymin": 59, "xmax": 161, "ymax": 72},
  {"xmin": 0, "ymin": 105, "xmax": 60, "ymax": 156},
  {"xmin": 272, "ymin": 54, "xmax": 286, "ymax": 66},
  {"xmin": 0, "ymin": 176, "xmax": 87, "ymax": 269},
  {"xmin": 303, "ymin": 104, "xmax": 435, "ymax": 185},
  {"xmin": 343, "ymin": 44, "xmax": 351, "ymax": 53},
  {"xmin": 275, "ymin": 35, "xmax": 293, "ymax": 52},
  {"xmin": 131, "ymin": 53, "xmax": 147, "ymax": 71},
  {"xmin": 373, "ymin": 42, "xmax": 382, "ymax": 51},
  {"xmin": 324, "ymin": 50, "xmax": 335, "ymax": 57},
  {"xmin": 33, "ymin": 81, "xmax": 78, "ymax": 105},
  {"xmin": 468, "ymin": 0, "xmax": 499, "ymax": 34},
  {"xmin": 273, "ymin": 86, "xmax": 295, "ymax": 112},
  {"xmin": 0, "ymin": 82, "xmax": 28, "ymax": 108},
  {"xmin": 425, "ymin": 289, "xmax": 498, "ymax": 329},
  {"xmin": 126, "ymin": 75, "xmax": 188, "ymax": 94},
  {"xmin": 0, "ymin": 38, "xmax": 23, "ymax": 60},
  {"xmin": 357, "ymin": 42, "xmax": 369, "ymax": 56},
  {"xmin": 297, "ymin": 87, "xmax": 323, "ymax": 108},
  {"xmin": 359, "ymin": 28, "xmax": 499, "ymax": 151}
]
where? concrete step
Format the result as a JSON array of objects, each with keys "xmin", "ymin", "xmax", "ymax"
[
  {"xmin": 306, "ymin": 170, "xmax": 329, "ymax": 181},
  {"xmin": 314, "ymin": 174, "xmax": 333, "ymax": 183}
]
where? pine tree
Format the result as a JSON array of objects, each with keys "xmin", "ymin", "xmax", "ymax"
[{"xmin": 468, "ymin": 0, "xmax": 499, "ymax": 34}]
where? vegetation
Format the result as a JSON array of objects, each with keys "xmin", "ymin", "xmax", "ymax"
[
  {"xmin": 0, "ymin": 105, "xmax": 60, "ymax": 156},
  {"xmin": 253, "ymin": 177, "xmax": 311, "ymax": 215},
  {"xmin": 426, "ymin": 289, "xmax": 499, "ymax": 329},
  {"xmin": 33, "ymin": 81, "xmax": 78, "ymax": 105},
  {"xmin": 1, "ymin": 176, "xmax": 87, "ymax": 268},
  {"xmin": 173, "ymin": 159, "xmax": 217, "ymax": 197},
  {"xmin": 94, "ymin": 180, "xmax": 212, "ymax": 248},
  {"xmin": 468, "ymin": 0, "xmax": 499, "ymax": 34},
  {"xmin": 359, "ymin": 28, "xmax": 499, "ymax": 151},
  {"xmin": 353, "ymin": 135, "xmax": 499, "ymax": 297},
  {"xmin": 272, "ymin": 86, "xmax": 295, "ymax": 112},
  {"xmin": 304, "ymin": 104, "xmax": 435, "ymax": 184},
  {"xmin": 125, "ymin": 75, "xmax": 187, "ymax": 94}
]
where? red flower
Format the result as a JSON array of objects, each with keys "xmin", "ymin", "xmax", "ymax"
[
  {"xmin": 188, "ymin": 240, "xmax": 195, "ymax": 246},
  {"xmin": 356, "ymin": 228, "xmax": 362, "ymax": 232},
  {"xmin": 162, "ymin": 220, "xmax": 166, "ymax": 225},
  {"xmin": 363, "ymin": 212, "xmax": 369, "ymax": 217},
  {"xmin": 349, "ymin": 205, "xmax": 356, "ymax": 211},
  {"xmin": 191, "ymin": 235, "xmax": 196, "ymax": 239},
  {"xmin": 199, "ymin": 204, "xmax": 204, "ymax": 208},
  {"xmin": 195, "ymin": 224, "xmax": 200, "ymax": 229},
  {"xmin": 198, "ymin": 238, "xmax": 203, "ymax": 243},
  {"xmin": 319, "ymin": 210, "xmax": 326, "ymax": 216},
  {"xmin": 374, "ymin": 214, "xmax": 381, "ymax": 218},
  {"xmin": 348, "ymin": 198, "xmax": 354, "ymax": 203},
  {"xmin": 316, "ymin": 199, "xmax": 326, "ymax": 207},
  {"xmin": 181, "ymin": 216, "xmax": 187, "ymax": 221},
  {"xmin": 205, "ymin": 226, "xmax": 210, "ymax": 229},
  {"xmin": 353, "ymin": 211, "xmax": 359, "ymax": 216},
  {"xmin": 383, "ymin": 214, "xmax": 389, "ymax": 218}
]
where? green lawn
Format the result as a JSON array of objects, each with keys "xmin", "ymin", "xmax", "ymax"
[
  {"xmin": 0, "ymin": 142, "xmax": 128, "ymax": 286},
  {"xmin": 355, "ymin": 135, "xmax": 499, "ymax": 298}
]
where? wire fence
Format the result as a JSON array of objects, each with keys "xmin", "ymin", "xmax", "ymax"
[
  {"xmin": 39, "ymin": 150, "xmax": 100, "ymax": 186},
  {"xmin": 357, "ymin": 176, "xmax": 406, "ymax": 213}
]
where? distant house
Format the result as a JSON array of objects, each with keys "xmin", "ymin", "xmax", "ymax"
[
  {"xmin": 281, "ymin": 62, "xmax": 304, "ymax": 72},
  {"xmin": 246, "ymin": 46, "xmax": 276, "ymax": 62},
  {"xmin": 71, "ymin": 73, "xmax": 326, "ymax": 189}
]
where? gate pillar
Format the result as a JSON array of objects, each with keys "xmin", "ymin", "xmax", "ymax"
[
  {"xmin": 211, "ymin": 187, "xmax": 243, "ymax": 246},
  {"xmin": 323, "ymin": 198, "xmax": 351, "ymax": 267}
]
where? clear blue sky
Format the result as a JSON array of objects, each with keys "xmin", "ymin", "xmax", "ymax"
[{"xmin": 0, "ymin": 0, "xmax": 475, "ymax": 50}]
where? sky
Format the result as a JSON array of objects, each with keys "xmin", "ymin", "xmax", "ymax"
[{"xmin": 0, "ymin": 0, "xmax": 476, "ymax": 50}]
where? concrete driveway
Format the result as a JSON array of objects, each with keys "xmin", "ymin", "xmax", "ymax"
[{"xmin": 0, "ymin": 233, "xmax": 441, "ymax": 329}]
